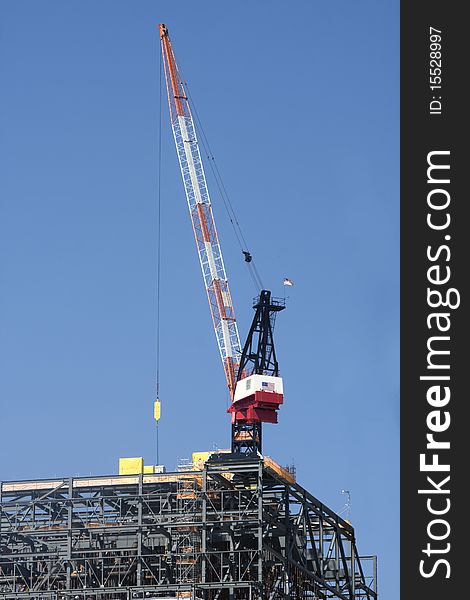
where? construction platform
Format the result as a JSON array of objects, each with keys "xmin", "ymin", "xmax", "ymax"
[{"xmin": 0, "ymin": 455, "xmax": 377, "ymax": 599}]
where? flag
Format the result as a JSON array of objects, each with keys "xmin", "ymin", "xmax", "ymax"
[{"xmin": 283, "ymin": 278, "xmax": 294, "ymax": 286}]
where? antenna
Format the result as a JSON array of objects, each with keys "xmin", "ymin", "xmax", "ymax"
[{"xmin": 341, "ymin": 489, "xmax": 351, "ymax": 520}]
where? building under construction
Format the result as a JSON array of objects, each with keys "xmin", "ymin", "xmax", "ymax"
[
  {"xmin": 0, "ymin": 454, "xmax": 376, "ymax": 599},
  {"xmin": 1, "ymin": 25, "xmax": 377, "ymax": 599}
]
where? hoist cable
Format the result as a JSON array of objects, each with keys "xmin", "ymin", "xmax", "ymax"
[
  {"xmin": 182, "ymin": 80, "xmax": 264, "ymax": 292},
  {"xmin": 156, "ymin": 47, "xmax": 163, "ymax": 399},
  {"xmin": 154, "ymin": 42, "xmax": 164, "ymax": 466}
]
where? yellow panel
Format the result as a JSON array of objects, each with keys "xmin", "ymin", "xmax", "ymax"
[
  {"xmin": 154, "ymin": 400, "xmax": 161, "ymax": 422},
  {"xmin": 143, "ymin": 465, "xmax": 155, "ymax": 474},
  {"xmin": 119, "ymin": 457, "xmax": 144, "ymax": 475},
  {"xmin": 192, "ymin": 451, "xmax": 211, "ymax": 471}
]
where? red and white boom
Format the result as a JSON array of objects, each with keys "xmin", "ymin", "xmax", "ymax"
[{"xmin": 160, "ymin": 24, "xmax": 242, "ymax": 397}]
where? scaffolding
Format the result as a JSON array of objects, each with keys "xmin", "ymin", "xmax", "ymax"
[{"xmin": 0, "ymin": 455, "xmax": 377, "ymax": 599}]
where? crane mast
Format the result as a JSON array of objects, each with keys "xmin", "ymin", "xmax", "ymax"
[{"xmin": 159, "ymin": 24, "xmax": 242, "ymax": 397}]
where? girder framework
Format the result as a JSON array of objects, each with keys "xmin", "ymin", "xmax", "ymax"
[{"xmin": 0, "ymin": 456, "xmax": 376, "ymax": 599}]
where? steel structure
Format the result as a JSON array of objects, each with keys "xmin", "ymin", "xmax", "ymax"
[
  {"xmin": 0, "ymin": 455, "xmax": 377, "ymax": 599},
  {"xmin": 160, "ymin": 24, "xmax": 242, "ymax": 397}
]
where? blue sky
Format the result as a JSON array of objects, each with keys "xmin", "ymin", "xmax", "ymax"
[{"xmin": 0, "ymin": 1, "xmax": 399, "ymax": 597}]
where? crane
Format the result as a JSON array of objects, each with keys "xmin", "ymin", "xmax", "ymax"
[
  {"xmin": 160, "ymin": 25, "xmax": 284, "ymax": 454},
  {"xmin": 159, "ymin": 24, "xmax": 242, "ymax": 398}
]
